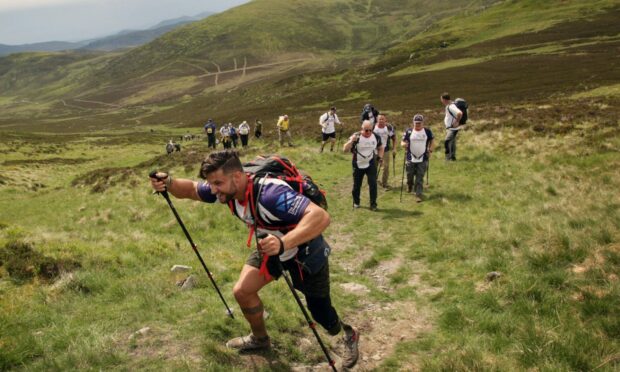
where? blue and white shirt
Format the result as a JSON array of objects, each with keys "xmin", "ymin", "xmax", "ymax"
[{"xmin": 197, "ymin": 178, "xmax": 310, "ymax": 261}]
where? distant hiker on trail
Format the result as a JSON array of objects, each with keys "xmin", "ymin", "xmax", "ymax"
[
  {"xmin": 230, "ymin": 123, "xmax": 239, "ymax": 148},
  {"xmin": 220, "ymin": 124, "xmax": 232, "ymax": 149},
  {"xmin": 401, "ymin": 114, "xmax": 434, "ymax": 202},
  {"xmin": 254, "ymin": 119, "xmax": 263, "ymax": 139},
  {"xmin": 441, "ymin": 92, "xmax": 462, "ymax": 161},
  {"xmin": 343, "ymin": 120, "xmax": 384, "ymax": 211},
  {"xmin": 360, "ymin": 103, "xmax": 379, "ymax": 127},
  {"xmin": 276, "ymin": 114, "xmax": 293, "ymax": 147},
  {"xmin": 373, "ymin": 114, "xmax": 396, "ymax": 189},
  {"xmin": 149, "ymin": 150, "xmax": 359, "ymax": 368},
  {"xmin": 319, "ymin": 106, "xmax": 341, "ymax": 153},
  {"xmin": 204, "ymin": 119, "xmax": 217, "ymax": 149},
  {"xmin": 166, "ymin": 140, "xmax": 175, "ymax": 155},
  {"xmin": 238, "ymin": 121, "xmax": 250, "ymax": 147}
]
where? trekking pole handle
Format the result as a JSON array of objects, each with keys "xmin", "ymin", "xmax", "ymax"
[{"xmin": 149, "ymin": 170, "xmax": 170, "ymax": 198}]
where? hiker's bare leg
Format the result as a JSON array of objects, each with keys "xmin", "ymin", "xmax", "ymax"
[{"xmin": 233, "ymin": 264, "xmax": 271, "ymax": 338}]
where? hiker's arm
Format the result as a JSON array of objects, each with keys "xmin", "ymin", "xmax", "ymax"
[
  {"xmin": 428, "ymin": 138, "xmax": 435, "ymax": 153},
  {"xmin": 150, "ymin": 174, "xmax": 201, "ymax": 200},
  {"xmin": 377, "ymin": 145, "xmax": 385, "ymax": 159},
  {"xmin": 284, "ymin": 203, "xmax": 329, "ymax": 250},
  {"xmin": 343, "ymin": 134, "xmax": 358, "ymax": 152}
]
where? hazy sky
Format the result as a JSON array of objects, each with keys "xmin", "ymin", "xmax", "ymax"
[{"xmin": 0, "ymin": 0, "xmax": 250, "ymax": 45}]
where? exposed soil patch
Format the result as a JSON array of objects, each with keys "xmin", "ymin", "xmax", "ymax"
[
  {"xmin": 3, "ymin": 157, "xmax": 94, "ymax": 166},
  {"xmin": 0, "ymin": 240, "xmax": 81, "ymax": 282}
]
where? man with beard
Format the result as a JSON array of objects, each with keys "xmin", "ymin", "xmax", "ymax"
[{"xmin": 149, "ymin": 150, "xmax": 359, "ymax": 368}]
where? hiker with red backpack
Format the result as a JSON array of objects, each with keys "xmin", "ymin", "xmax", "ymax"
[
  {"xmin": 441, "ymin": 92, "xmax": 468, "ymax": 161},
  {"xmin": 343, "ymin": 120, "xmax": 384, "ymax": 211},
  {"xmin": 149, "ymin": 150, "xmax": 359, "ymax": 369}
]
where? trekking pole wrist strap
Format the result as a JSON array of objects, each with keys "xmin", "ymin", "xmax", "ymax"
[
  {"xmin": 276, "ymin": 235, "xmax": 285, "ymax": 255},
  {"xmin": 165, "ymin": 175, "xmax": 173, "ymax": 189}
]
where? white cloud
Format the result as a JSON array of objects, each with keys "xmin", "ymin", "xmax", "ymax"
[{"xmin": 0, "ymin": 0, "xmax": 96, "ymax": 12}]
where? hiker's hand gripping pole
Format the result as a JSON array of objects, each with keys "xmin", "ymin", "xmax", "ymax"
[
  {"xmin": 256, "ymin": 233, "xmax": 337, "ymax": 372},
  {"xmin": 149, "ymin": 171, "xmax": 235, "ymax": 319}
]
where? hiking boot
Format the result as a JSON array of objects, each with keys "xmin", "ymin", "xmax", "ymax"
[
  {"xmin": 225, "ymin": 334, "xmax": 270, "ymax": 351},
  {"xmin": 370, "ymin": 205, "xmax": 378, "ymax": 211},
  {"xmin": 342, "ymin": 328, "xmax": 360, "ymax": 368},
  {"xmin": 407, "ymin": 184, "xmax": 413, "ymax": 193},
  {"xmin": 353, "ymin": 203, "xmax": 360, "ymax": 209},
  {"xmin": 415, "ymin": 195, "xmax": 423, "ymax": 203}
]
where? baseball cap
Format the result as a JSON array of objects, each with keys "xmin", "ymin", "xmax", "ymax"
[{"xmin": 413, "ymin": 114, "xmax": 424, "ymax": 122}]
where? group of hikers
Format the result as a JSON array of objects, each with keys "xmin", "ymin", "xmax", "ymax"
[
  {"xmin": 203, "ymin": 119, "xmax": 257, "ymax": 149},
  {"xmin": 149, "ymin": 92, "xmax": 467, "ymax": 368}
]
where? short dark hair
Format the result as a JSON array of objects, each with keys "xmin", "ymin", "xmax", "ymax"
[
  {"xmin": 441, "ymin": 92, "xmax": 451, "ymax": 100},
  {"xmin": 199, "ymin": 150, "xmax": 243, "ymax": 179}
]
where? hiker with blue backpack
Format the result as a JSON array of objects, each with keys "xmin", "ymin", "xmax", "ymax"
[
  {"xmin": 441, "ymin": 92, "xmax": 468, "ymax": 161},
  {"xmin": 148, "ymin": 150, "xmax": 359, "ymax": 369},
  {"xmin": 401, "ymin": 114, "xmax": 435, "ymax": 202}
]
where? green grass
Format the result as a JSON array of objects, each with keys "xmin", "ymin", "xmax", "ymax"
[{"xmin": 1, "ymin": 111, "xmax": 619, "ymax": 370}]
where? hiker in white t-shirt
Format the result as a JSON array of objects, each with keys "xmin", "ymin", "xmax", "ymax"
[
  {"xmin": 441, "ymin": 92, "xmax": 462, "ymax": 161},
  {"xmin": 238, "ymin": 121, "xmax": 251, "ymax": 147},
  {"xmin": 373, "ymin": 114, "xmax": 396, "ymax": 189},
  {"xmin": 319, "ymin": 106, "xmax": 341, "ymax": 153},
  {"xmin": 401, "ymin": 114, "xmax": 434, "ymax": 202},
  {"xmin": 343, "ymin": 120, "xmax": 384, "ymax": 211}
]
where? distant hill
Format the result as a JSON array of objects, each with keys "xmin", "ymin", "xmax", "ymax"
[
  {"xmin": 0, "ymin": 0, "xmax": 618, "ymax": 128},
  {"xmin": 0, "ymin": 11, "xmax": 216, "ymax": 56},
  {"xmin": 81, "ymin": 12, "xmax": 215, "ymax": 51},
  {"xmin": 0, "ymin": 41, "xmax": 87, "ymax": 56}
]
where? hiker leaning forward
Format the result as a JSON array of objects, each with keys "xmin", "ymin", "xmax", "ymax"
[{"xmin": 149, "ymin": 150, "xmax": 359, "ymax": 368}]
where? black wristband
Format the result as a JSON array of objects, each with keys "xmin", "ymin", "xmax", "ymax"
[{"xmin": 276, "ymin": 236, "xmax": 285, "ymax": 255}]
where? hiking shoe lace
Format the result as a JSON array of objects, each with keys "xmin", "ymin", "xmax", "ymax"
[
  {"xmin": 342, "ymin": 328, "xmax": 359, "ymax": 368},
  {"xmin": 225, "ymin": 334, "xmax": 270, "ymax": 351}
]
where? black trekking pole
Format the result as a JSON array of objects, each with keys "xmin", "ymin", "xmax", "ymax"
[
  {"xmin": 252, "ymin": 176, "xmax": 336, "ymax": 372},
  {"xmin": 426, "ymin": 154, "xmax": 430, "ymax": 187},
  {"xmin": 399, "ymin": 151, "xmax": 406, "ymax": 202},
  {"xmin": 392, "ymin": 151, "xmax": 396, "ymax": 177},
  {"xmin": 150, "ymin": 171, "xmax": 235, "ymax": 319},
  {"xmin": 336, "ymin": 125, "xmax": 343, "ymax": 150}
]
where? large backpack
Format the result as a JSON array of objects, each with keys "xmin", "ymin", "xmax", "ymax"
[
  {"xmin": 240, "ymin": 155, "xmax": 328, "ymax": 211},
  {"xmin": 452, "ymin": 98, "xmax": 469, "ymax": 125}
]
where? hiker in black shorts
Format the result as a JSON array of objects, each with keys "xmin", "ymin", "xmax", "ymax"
[{"xmin": 149, "ymin": 150, "xmax": 359, "ymax": 368}]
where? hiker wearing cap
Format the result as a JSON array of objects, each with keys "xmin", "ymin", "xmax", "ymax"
[
  {"xmin": 319, "ymin": 107, "xmax": 341, "ymax": 153},
  {"xmin": 373, "ymin": 114, "xmax": 396, "ymax": 189},
  {"xmin": 344, "ymin": 120, "xmax": 384, "ymax": 211},
  {"xmin": 441, "ymin": 92, "xmax": 462, "ymax": 161},
  {"xmin": 401, "ymin": 114, "xmax": 434, "ymax": 202},
  {"xmin": 277, "ymin": 114, "xmax": 293, "ymax": 147},
  {"xmin": 254, "ymin": 119, "xmax": 263, "ymax": 139},
  {"xmin": 360, "ymin": 103, "xmax": 380, "ymax": 127},
  {"xmin": 148, "ymin": 150, "xmax": 360, "ymax": 368},
  {"xmin": 204, "ymin": 118, "xmax": 217, "ymax": 149},
  {"xmin": 238, "ymin": 121, "xmax": 250, "ymax": 147}
]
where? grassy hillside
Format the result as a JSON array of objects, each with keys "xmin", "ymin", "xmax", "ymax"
[
  {"xmin": 0, "ymin": 98, "xmax": 618, "ymax": 370},
  {"xmin": 1, "ymin": 0, "xmax": 619, "ymax": 370}
]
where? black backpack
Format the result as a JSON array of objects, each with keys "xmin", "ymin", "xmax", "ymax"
[
  {"xmin": 453, "ymin": 98, "xmax": 469, "ymax": 124},
  {"xmin": 240, "ymin": 155, "xmax": 328, "ymax": 210}
]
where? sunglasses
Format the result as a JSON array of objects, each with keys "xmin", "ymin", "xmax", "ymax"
[{"xmin": 363, "ymin": 129, "xmax": 372, "ymax": 133}]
